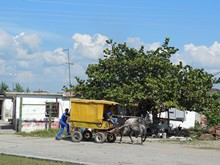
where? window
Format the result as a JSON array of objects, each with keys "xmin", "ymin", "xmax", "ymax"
[{"xmin": 45, "ymin": 102, "xmax": 59, "ymax": 117}]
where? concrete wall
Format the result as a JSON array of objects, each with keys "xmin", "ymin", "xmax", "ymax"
[{"xmin": 15, "ymin": 95, "xmax": 70, "ymax": 132}]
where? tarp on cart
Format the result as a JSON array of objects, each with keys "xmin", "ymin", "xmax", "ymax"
[{"xmin": 70, "ymin": 99, "xmax": 118, "ymax": 124}]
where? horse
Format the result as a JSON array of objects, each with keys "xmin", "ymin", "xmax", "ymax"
[{"xmin": 118, "ymin": 113, "xmax": 150, "ymax": 144}]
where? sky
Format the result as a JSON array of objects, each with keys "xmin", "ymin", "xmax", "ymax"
[{"xmin": 0, "ymin": 0, "xmax": 220, "ymax": 93}]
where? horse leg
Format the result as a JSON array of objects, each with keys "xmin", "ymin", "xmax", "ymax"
[
  {"xmin": 129, "ymin": 130, "xmax": 134, "ymax": 144},
  {"xmin": 119, "ymin": 126, "xmax": 126, "ymax": 144},
  {"xmin": 140, "ymin": 135, "xmax": 143, "ymax": 145},
  {"xmin": 119, "ymin": 133, "xmax": 123, "ymax": 144},
  {"xmin": 143, "ymin": 132, "xmax": 147, "ymax": 142}
]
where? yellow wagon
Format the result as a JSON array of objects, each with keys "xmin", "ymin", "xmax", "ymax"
[{"xmin": 69, "ymin": 98, "xmax": 119, "ymax": 143}]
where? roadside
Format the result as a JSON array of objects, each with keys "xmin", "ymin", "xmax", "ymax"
[
  {"xmin": 0, "ymin": 120, "xmax": 16, "ymax": 134},
  {"xmin": 0, "ymin": 134, "xmax": 220, "ymax": 165}
]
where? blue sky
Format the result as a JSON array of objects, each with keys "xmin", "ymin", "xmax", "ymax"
[{"xmin": 0, "ymin": 0, "xmax": 220, "ymax": 93}]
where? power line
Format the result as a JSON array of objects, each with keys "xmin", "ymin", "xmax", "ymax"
[
  {"xmin": 26, "ymin": 0, "xmax": 155, "ymax": 10},
  {"xmin": 0, "ymin": 7, "xmax": 219, "ymax": 19}
]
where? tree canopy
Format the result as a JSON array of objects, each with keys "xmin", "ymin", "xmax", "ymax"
[
  {"xmin": 0, "ymin": 82, "xmax": 10, "ymax": 93},
  {"xmin": 0, "ymin": 82, "xmax": 30, "ymax": 93},
  {"xmin": 69, "ymin": 38, "xmax": 220, "ymax": 124}
]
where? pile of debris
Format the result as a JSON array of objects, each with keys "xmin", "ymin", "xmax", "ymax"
[
  {"xmin": 199, "ymin": 124, "xmax": 220, "ymax": 140},
  {"xmin": 209, "ymin": 124, "xmax": 220, "ymax": 140}
]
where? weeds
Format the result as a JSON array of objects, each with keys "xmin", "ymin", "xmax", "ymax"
[{"xmin": 17, "ymin": 128, "xmax": 60, "ymax": 137}]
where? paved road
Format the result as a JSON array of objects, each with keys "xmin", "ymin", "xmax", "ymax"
[{"xmin": 0, "ymin": 134, "xmax": 220, "ymax": 165}]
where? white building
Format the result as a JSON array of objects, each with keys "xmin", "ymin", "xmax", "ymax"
[
  {"xmin": 160, "ymin": 108, "xmax": 201, "ymax": 129},
  {"xmin": 0, "ymin": 92, "xmax": 71, "ymax": 132}
]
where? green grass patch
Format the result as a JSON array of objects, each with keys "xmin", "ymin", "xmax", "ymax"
[
  {"xmin": 190, "ymin": 146, "xmax": 220, "ymax": 150},
  {"xmin": 0, "ymin": 154, "xmax": 79, "ymax": 165},
  {"xmin": 16, "ymin": 128, "xmax": 60, "ymax": 137}
]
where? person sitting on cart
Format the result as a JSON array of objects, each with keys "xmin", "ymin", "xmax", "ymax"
[
  {"xmin": 105, "ymin": 106, "xmax": 118, "ymax": 126},
  {"xmin": 56, "ymin": 108, "xmax": 70, "ymax": 140}
]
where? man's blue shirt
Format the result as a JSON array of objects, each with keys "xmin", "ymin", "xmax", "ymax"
[{"xmin": 60, "ymin": 112, "xmax": 68, "ymax": 123}]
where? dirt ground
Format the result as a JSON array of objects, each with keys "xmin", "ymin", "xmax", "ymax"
[{"xmin": 0, "ymin": 134, "xmax": 220, "ymax": 165}]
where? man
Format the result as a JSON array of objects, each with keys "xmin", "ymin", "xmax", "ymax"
[
  {"xmin": 56, "ymin": 108, "xmax": 70, "ymax": 140},
  {"xmin": 105, "ymin": 106, "xmax": 118, "ymax": 126}
]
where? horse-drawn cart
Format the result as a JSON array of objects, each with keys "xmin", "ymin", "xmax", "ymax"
[{"xmin": 69, "ymin": 98, "xmax": 119, "ymax": 143}]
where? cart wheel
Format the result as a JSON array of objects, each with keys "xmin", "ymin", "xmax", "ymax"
[
  {"xmin": 82, "ymin": 130, "xmax": 93, "ymax": 141},
  {"xmin": 107, "ymin": 133, "xmax": 116, "ymax": 143},
  {"xmin": 71, "ymin": 131, "xmax": 83, "ymax": 142},
  {"xmin": 95, "ymin": 132, "xmax": 106, "ymax": 143}
]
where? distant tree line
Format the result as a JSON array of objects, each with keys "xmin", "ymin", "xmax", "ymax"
[{"xmin": 0, "ymin": 82, "xmax": 31, "ymax": 93}]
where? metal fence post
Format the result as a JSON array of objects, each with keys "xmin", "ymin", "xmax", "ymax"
[
  {"xmin": 49, "ymin": 102, "xmax": 52, "ymax": 130},
  {"xmin": 19, "ymin": 97, "xmax": 23, "ymax": 132}
]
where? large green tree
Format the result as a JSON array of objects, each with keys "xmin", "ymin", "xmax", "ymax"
[{"xmin": 69, "ymin": 38, "xmax": 220, "ymax": 124}]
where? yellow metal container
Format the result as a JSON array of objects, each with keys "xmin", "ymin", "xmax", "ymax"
[{"xmin": 70, "ymin": 98, "xmax": 118, "ymax": 129}]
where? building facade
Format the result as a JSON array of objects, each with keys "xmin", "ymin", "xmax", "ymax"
[{"xmin": 1, "ymin": 92, "xmax": 71, "ymax": 132}]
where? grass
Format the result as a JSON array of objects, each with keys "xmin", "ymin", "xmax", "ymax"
[
  {"xmin": 191, "ymin": 146, "xmax": 220, "ymax": 150},
  {"xmin": 0, "ymin": 154, "xmax": 79, "ymax": 165},
  {"xmin": 16, "ymin": 128, "xmax": 60, "ymax": 137}
]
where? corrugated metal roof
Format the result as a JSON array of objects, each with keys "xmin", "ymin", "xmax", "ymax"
[{"xmin": 70, "ymin": 98, "xmax": 119, "ymax": 105}]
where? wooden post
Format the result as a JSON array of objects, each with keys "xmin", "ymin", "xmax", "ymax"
[
  {"xmin": 19, "ymin": 97, "xmax": 23, "ymax": 132},
  {"xmin": 167, "ymin": 108, "xmax": 170, "ymax": 134},
  {"xmin": 49, "ymin": 102, "xmax": 52, "ymax": 130}
]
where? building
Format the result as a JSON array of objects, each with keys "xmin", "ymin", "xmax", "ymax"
[
  {"xmin": 0, "ymin": 92, "xmax": 71, "ymax": 132},
  {"xmin": 159, "ymin": 108, "xmax": 202, "ymax": 129}
]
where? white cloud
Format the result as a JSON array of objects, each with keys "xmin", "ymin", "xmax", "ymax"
[
  {"xmin": 72, "ymin": 63, "xmax": 86, "ymax": 78},
  {"xmin": 126, "ymin": 37, "xmax": 160, "ymax": 51},
  {"xmin": 18, "ymin": 61, "xmax": 30, "ymax": 68},
  {"xmin": 22, "ymin": 33, "xmax": 41, "ymax": 49},
  {"xmin": 14, "ymin": 32, "xmax": 41, "ymax": 49},
  {"xmin": 72, "ymin": 33, "xmax": 108, "ymax": 60},
  {"xmin": 43, "ymin": 48, "xmax": 67, "ymax": 65},
  {"xmin": 0, "ymin": 58, "xmax": 6, "ymax": 74},
  {"xmin": 170, "ymin": 52, "xmax": 187, "ymax": 66},
  {"xmin": 0, "ymin": 29, "xmax": 42, "ymax": 60},
  {"xmin": 43, "ymin": 65, "xmax": 68, "ymax": 84},
  {"xmin": 184, "ymin": 41, "xmax": 220, "ymax": 67},
  {"xmin": 16, "ymin": 71, "xmax": 34, "ymax": 83},
  {"xmin": 0, "ymin": 29, "xmax": 14, "ymax": 49},
  {"xmin": 0, "ymin": 29, "xmax": 17, "ymax": 57}
]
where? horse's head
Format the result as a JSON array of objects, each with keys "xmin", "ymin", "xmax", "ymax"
[{"xmin": 143, "ymin": 112, "xmax": 151, "ymax": 126}]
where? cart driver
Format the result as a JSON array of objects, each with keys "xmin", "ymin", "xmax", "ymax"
[{"xmin": 105, "ymin": 106, "xmax": 118, "ymax": 126}]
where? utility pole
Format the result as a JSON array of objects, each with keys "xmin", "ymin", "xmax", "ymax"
[
  {"xmin": 63, "ymin": 49, "xmax": 73, "ymax": 91},
  {"xmin": 9, "ymin": 73, "xmax": 16, "ymax": 91}
]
